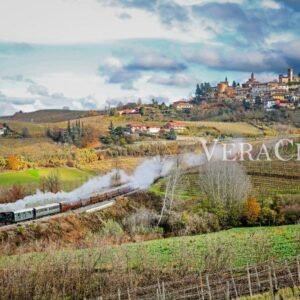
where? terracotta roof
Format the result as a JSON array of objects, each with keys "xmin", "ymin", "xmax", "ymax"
[
  {"xmin": 146, "ymin": 124, "xmax": 161, "ymax": 128},
  {"xmin": 173, "ymin": 100, "xmax": 191, "ymax": 105},
  {"xmin": 127, "ymin": 122, "xmax": 145, "ymax": 127},
  {"xmin": 165, "ymin": 121, "xmax": 186, "ymax": 127},
  {"xmin": 127, "ymin": 122, "xmax": 161, "ymax": 128}
]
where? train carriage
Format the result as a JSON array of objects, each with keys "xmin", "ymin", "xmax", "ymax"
[
  {"xmin": 34, "ymin": 203, "xmax": 61, "ymax": 218},
  {"xmin": 60, "ymin": 200, "xmax": 82, "ymax": 212},
  {"xmin": 0, "ymin": 185, "xmax": 137, "ymax": 225},
  {"xmin": 0, "ymin": 212, "xmax": 14, "ymax": 224},
  {"xmin": 89, "ymin": 193, "xmax": 108, "ymax": 205},
  {"xmin": 13, "ymin": 208, "xmax": 34, "ymax": 223}
]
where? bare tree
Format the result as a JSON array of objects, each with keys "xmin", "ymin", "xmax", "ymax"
[
  {"xmin": 158, "ymin": 155, "xmax": 184, "ymax": 224},
  {"xmin": 198, "ymin": 161, "xmax": 252, "ymax": 224},
  {"xmin": 40, "ymin": 170, "xmax": 62, "ymax": 193}
]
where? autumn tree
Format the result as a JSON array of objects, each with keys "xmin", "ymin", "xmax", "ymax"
[
  {"xmin": 244, "ymin": 196, "xmax": 261, "ymax": 225},
  {"xmin": 6, "ymin": 155, "xmax": 23, "ymax": 170}
]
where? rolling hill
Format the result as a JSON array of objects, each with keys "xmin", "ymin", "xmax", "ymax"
[{"xmin": 1, "ymin": 109, "xmax": 101, "ymax": 123}]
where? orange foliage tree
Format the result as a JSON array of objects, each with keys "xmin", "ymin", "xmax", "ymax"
[
  {"xmin": 244, "ymin": 196, "xmax": 261, "ymax": 225},
  {"xmin": 6, "ymin": 155, "xmax": 24, "ymax": 171}
]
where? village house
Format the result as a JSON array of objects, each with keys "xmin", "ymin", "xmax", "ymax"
[
  {"xmin": 264, "ymin": 100, "xmax": 276, "ymax": 111},
  {"xmin": 172, "ymin": 100, "xmax": 193, "ymax": 111},
  {"xmin": 276, "ymin": 100, "xmax": 295, "ymax": 110},
  {"xmin": 165, "ymin": 121, "xmax": 186, "ymax": 132},
  {"xmin": 118, "ymin": 108, "xmax": 140, "ymax": 116},
  {"xmin": 126, "ymin": 122, "xmax": 161, "ymax": 134},
  {"xmin": 0, "ymin": 124, "xmax": 7, "ymax": 136}
]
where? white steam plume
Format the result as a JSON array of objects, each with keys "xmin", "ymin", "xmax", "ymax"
[
  {"xmin": 0, "ymin": 156, "xmax": 174, "ymax": 212},
  {"xmin": 0, "ymin": 139, "xmax": 246, "ymax": 212}
]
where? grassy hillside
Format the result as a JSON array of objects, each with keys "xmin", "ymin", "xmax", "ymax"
[
  {"xmin": 186, "ymin": 121, "xmax": 264, "ymax": 137},
  {"xmin": 0, "ymin": 167, "xmax": 94, "ymax": 187},
  {"xmin": 0, "ymin": 224, "xmax": 299, "ymax": 300},
  {"xmin": 1, "ymin": 225, "xmax": 299, "ymax": 269},
  {"xmin": 1, "ymin": 109, "xmax": 99, "ymax": 123},
  {"xmin": 0, "ymin": 119, "xmax": 47, "ymax": 137}
]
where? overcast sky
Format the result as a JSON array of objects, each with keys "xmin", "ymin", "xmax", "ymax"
[{"xmin": 0, "ymin": 0, "xmax": 300, "ymax": 115}]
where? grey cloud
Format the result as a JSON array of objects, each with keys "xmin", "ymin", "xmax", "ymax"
[
  {"xmin": 27, "ymin": 84, "xmax": 50, "ymax": 97},
  {"xmin": 100, "ymin": 0, "xmax": 157, "ymax": 11},
  {"xmin": 101, "ymin": 0, "xmax": 300, "ymax": 48},
  {"xmin": 148, "ymin": 74, "xmax": 197, "ymax": 87},
  {"xmin": 3, "ymin": 74, "xmax": 35, "ymax": 84},
  {"xmin": 127, "ymin": 53, "xmax": 187, "ymax": 72},
  {"xmin": 78, "ymin": 95, "xmax": 99, "ymax": 110},
  {"xmin": 183, "ymin": 47, "xmax": 289, "ymax": 73},
  {"xmin": 118, "ymin": 12, "xmax": 132, "ymax": 19},
  {"xmin": 100, "ymin": 0, "xmax": 189, "ymax": 26},
  {"xmin": 99, "ymin": 53, "xmax": 187, "ymax": 90},
  {"xmin": 275, "ymin": 0, "xmax": 300, "ymax": 11},
  {"xmin": 0, "ymin": 42, "xmax": 32, "ymax": 54},
  {"xmin": 9, "ymin": 98, "xmax": 36, "ymax": 105}
]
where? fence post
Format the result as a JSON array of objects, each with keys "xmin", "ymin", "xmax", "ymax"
[
  {"xmin": 225, "ymin": 281, "xmax": 230, "ymax": 300},
  {"xmin": 271, "ymin": 261, "xmax": 278, "ymax": 291},
  {"xmin": 230, "ymin": 270, "xmax": 238, "ymax": 298},
  {"xmin": 268, "ymin": 266, "xmax": 275, "ymax": 300},
  {"xmin": 247, "ymin": 263, "xmax": 252, "ymax": 297},
  {"xmin": 206, "ymin": 274, "xmax": 212, "ymax": 300},
  {"xmin": 118, "ymin": 288, "xmax": 121, "ymax": 300},
  {"xmin": 199, "ymin": 272, "xmax": 205, "ymax": 300},
  {"xmin": 254, "ymin": 265, "xmax": 261, "ymax": 292},
  {"xmin": 127, "ymin": 288, "xmax": 131, "ymax": 300},
  {"xmin": 297, "ymin": 257, "xmax": 300, "ymax": 284},
  {"xmin": 162, "ymin": 282, "xmax": 166, "ymax": 300}
]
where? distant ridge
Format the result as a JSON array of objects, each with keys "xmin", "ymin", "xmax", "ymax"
[{"xmin": 1, "ymin": 109, "xmax": 101, "ymax": 123}]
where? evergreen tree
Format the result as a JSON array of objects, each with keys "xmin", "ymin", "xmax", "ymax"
[
  {"xmin": 255, "ymin": 96, "xmax": 262, "ymax": 106},
  {"xmin": 139, "ymin": 106, "xmax": 145, "ymax": 116},
  {"xmin": 108, "ymin": 121, "xmax": 114, "ymax": 135},
  {"xmin": 166, "ymin": 128, "xmax": 177, "ymax": 140}
]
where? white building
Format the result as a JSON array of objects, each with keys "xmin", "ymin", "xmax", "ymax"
[
  {"xmin": 263, "ymin": 100, "xmax": 276, "ymax": 111},
  {"xmin": 0, "ymin": 124, "xmax": 6, "ymax": 136},
  {"xmin": 126, "ymin": 122, "xmax": 161, "ymax": 134}
]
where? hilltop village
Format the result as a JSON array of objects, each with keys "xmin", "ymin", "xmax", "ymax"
[{"xmin": 117, "ymin": 67, "xmax": 300, "ymax": 118}]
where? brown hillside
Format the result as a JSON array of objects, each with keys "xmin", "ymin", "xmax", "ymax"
[{"xmin": 2, "ymin": 109, "xmax": 101, "ymax": 123}]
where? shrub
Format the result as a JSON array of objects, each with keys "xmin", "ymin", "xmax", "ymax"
[
  {"xmin": 0, "ymin": 157, "xmax": 6, "ymax": 170},
  {"xmin": 6, "ymin": 155, "xmax": 24, "ymax": 170},
  {"xmin": 9, "ymin": 185, "xmax": 27, "ymax": 202},
  {"xmin": 100, "ymin": 219, "xmax": 124, "ymax": 239},
  {"xmin": 259, "ymin": 207, "xmax": 277, "ymax": 225},
  {"xmin": 183, "ymin": 212, "xmax": 220, "ymax": 235},
  {"xmin": 123, "ymin": 208, "xmax": 160, "ymax": 234}
]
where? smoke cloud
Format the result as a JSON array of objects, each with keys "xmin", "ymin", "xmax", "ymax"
[{"xmin": 0, "ymin": 139, "xmax": 246, "ymax": 212}]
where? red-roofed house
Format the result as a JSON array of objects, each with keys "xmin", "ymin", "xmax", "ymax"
[
  {"xmin": 165, "ymin": 122, "xmax": 186, "ymax": 132},
  {"xmin": 127, "ymin": 122, "xmax": 161, "ymax": 134},
  {"xmin": 118, "ymin": 108, "xmax": 140, "ymax": 116}
]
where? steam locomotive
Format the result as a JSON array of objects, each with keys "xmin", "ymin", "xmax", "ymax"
[{"xmin": 0, "ymin": 186, "xmax": 133, "ymax": 225}]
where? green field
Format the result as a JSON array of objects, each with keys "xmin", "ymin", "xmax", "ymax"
[
  {"xmin": 2, "ymin": 225, "xmax": 299, "ymax": 271},
  {"xmin": 0, "ymin": 167, "xmax": 95, "ymax": 187}
]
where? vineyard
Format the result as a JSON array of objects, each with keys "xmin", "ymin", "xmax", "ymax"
[
  {"xmin": 150, "ymin": 160, "xmax": 300, "ymax": 199},
  {"xmin": 241, "ymin": 161, "xmax": 300, "ymax": 197},
  {"xmin": 103, "ymin": 257, "xmax": 300, "ymax": 300}
]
